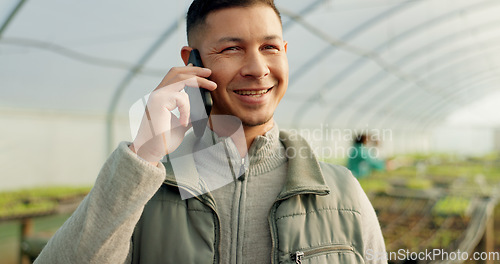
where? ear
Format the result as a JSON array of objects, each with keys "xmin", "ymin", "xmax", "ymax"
[
  {"xmin": 284, "ymin": 41, "xmax": 288, "ymax": 53},
  {"xmin": 181, "ymin": 46, "xmax": 193, "ymax": 65}
]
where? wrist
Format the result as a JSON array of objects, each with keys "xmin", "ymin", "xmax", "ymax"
[{"xmin": 129, "ymin": 143, "xmax": 160, "ymax": 167}]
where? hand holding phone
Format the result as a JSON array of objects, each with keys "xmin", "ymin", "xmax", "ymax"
[{"xmin": 130, "ymin": 51, "xmax": 216, "ymax": 163}]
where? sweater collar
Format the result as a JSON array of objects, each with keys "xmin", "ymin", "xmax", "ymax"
[
  {"xmin": 192, "ymin": 122, "xmax": 287, "ymax": 176},
  {"xmin": 246, "ymin": 124, "xmax": 287, "ymax": 176},
  {"xmin": 162, "ymin": 126, "xmax": 330, "ymax": 200}
]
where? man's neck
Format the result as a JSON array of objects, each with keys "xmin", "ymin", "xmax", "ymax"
[
  {"xmin": 207, "ymin": 116, "xmax": 275, "ymax": 157},
  {"xmin": 242, "ymin": 119, "xmax": 275, "ymax": 150}
]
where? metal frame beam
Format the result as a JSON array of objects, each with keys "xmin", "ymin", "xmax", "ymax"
[
  {"xmin": 0, "ymin": 0, "xmax": 27, "ymax": 39},
  {"xmin": 105, "ymin": 17, "xmax": 183, "ymax": 153},
  {"xmin": 375, "ymin": 67, "xmax": 500, "ymax": 130},
  {"xmin": 318, "ymin": 0, "xmax": 500, "ymax": 128},
  {"xmin": 350, "ymin": 20, "xmax": 500, "ymax": 128},
  {"xmin": 404, "ymin": 74, "xmax": 500, "ymax": 131},
  {"xmin": 372, "ymin": 45, "xmax": 500, "ymax": 129},
  {"xmin": 281, "ymin": 1, "xmax": 418, "ymax": 127},
  {"xmin": 290, "ymin": 0, "xmax": 499, "ymax": 127}
]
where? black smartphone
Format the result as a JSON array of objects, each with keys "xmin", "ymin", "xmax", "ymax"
[{"xmin": 185, "ymin": 49, "xmax": 213, "ymax": 138}]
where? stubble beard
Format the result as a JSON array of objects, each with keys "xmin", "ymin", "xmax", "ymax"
[{"xmin": 241, "ymin": 114, "xmax": 274, "ymax": 127}]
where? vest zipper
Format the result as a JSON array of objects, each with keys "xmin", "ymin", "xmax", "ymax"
[
  {"xmin": 292, "ymin": 251, "xmax": 304, "ymax": 264},
  {"xmin": 291, "ymin": 245, "xmax": 355, "ymax": 263},
  {"xmin": 238, "ymin": 158, "xmax": 245, "ymax": 180}
]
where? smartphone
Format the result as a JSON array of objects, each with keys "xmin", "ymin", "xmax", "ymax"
[{"xmin": 185, "ymin": 49, "xmax": 213, "ymax": 137}]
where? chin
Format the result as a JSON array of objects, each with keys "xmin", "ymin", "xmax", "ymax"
[{"xmin": 240, "ymin": 114, "xmax": 274, "ymax": 127}]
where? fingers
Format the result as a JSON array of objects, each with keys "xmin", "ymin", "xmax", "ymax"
[
  {"xmin": 155, "ymin": 66, "xmax": 216, "ymax": 92},
  {"xmin": 157, "ymin": 91, "xmax": 191, "ymax": 127},
  {"xmin": 149, "ymin": 64, "xmax": 217, "ymax": 128},
  {"xmin": 145, "ymin": 88, "xmax": 190, "ymax": 133},
  {"xmin": 131, "ymin": 64, "xmax": 216, "ymax": 162},
  {"xmin": 175, "ymin": 92, "xmax": 190, "ymax": 127}
]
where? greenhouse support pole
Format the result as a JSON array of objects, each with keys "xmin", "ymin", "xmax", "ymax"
[
  {"xmin": 105, "ymin": 17, "xmax": 182, "ymax": 154},
  {"xmin": 0, "ymin": 0, "xmax": 28, "ymax": 39},
  {"xmin": 485, "ymin": 213, "xmax": 494, "ymax": 264}
]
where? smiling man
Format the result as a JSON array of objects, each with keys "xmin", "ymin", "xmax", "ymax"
[
  {"xmin": 182, "ymin": 2, "xmax": 289, "ymax": 149},
  {"xmin": 35, "ymin": 1, "xmax": 386, "ymax": 264}
]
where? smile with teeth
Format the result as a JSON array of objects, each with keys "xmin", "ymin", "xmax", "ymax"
[{"xmin": 234, "ymin": 88, "xmax": 272, "ymax": 97}]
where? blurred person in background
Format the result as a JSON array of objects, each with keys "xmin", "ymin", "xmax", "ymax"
[{"xmin": 347, "ymin": 134, "xmax": 386, "ymax": 179}]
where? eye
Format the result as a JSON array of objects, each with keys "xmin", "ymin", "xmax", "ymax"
[
  {"xmin": 220, "ymin": 46, "xmax": 240, "ymax": 53},
  {"xmin": 262, "ymin": 44, "xmax": 280, "ymax": 54},
  {"xmin": 263, "ymin": 45, "xmax": 279, "ymax": 50}
]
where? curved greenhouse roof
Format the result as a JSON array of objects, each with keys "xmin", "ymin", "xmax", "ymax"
[{"xmin": 1, "ymin": 0, "xmax": 499, "ymax": 189}]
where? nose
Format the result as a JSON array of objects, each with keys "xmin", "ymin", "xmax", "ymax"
[{"xmin": 240, "ymin": 50, "xmax": 270, "ymax": 79}]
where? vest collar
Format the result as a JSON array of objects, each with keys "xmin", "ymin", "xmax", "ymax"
[
  {"xmin": 276, "ymin": 130, "xmax": 330, "ymax": 200},
  {"xmin": 162, "ymin": 129, "xmax": 330, "ymax": 202}
]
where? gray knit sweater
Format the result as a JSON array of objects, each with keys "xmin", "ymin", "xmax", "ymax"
[{"xmin": 206, "ymin": 124, "xmax": 288, "ymax": 264}]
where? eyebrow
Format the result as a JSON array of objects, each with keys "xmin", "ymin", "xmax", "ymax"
[
  {"xmin": 263, "ymin": 35, "xmax": 282, "ymax": 41},
  {"xmin": 216, "ymin": 34, "xmax": 282, "ymax": 44},
  {"xmin": 216, "ymin": 37, "xmax": 243, "ymax": 44}
]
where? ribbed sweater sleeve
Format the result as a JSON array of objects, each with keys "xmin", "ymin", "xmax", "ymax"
[{"xmin": 34, "ymin": 142, "xmax": 166, "ymax": 264}]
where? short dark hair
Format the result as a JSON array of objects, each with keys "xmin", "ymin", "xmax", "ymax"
[{"xmin": 186, "ymin": 0, "xmax": 281, "ymax": 45}]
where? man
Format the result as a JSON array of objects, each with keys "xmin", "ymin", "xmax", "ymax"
[{"xmin": 35, "ymin": 0, "xmax": 386, "ymax": 263}]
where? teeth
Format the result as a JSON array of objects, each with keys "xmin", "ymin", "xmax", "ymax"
[{"xmin": 234, "ymin": 89, "xmax": 270, "ymax": 96}]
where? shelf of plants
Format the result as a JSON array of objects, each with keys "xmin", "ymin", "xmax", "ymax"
[{"xmin": 360, "ymin": 153, "xmax": 500, "ymax": 264}]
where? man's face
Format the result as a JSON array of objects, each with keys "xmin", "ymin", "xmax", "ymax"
[{"xmin": 195, "ymin": 4, "xmax": 288, "ymax": 127}]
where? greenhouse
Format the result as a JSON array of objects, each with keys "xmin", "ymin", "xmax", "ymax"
[{"xmin": 1, "ymin": 0, "xmax": 499, "ymax": 263}]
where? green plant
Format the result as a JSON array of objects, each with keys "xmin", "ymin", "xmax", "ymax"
[
  {"xmin": 432, "ymin": 196, "xmax": 471, "ymax": 216},
  {"xmin": 0, "ymin": 186, "xmax": 91, "ymax": 219}
]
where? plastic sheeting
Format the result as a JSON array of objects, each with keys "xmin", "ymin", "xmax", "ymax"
[{"xmin": 1, "ymin": 0, "xmax": 499, "ymax": 189}]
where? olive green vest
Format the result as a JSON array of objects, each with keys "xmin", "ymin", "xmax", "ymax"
[{"xmin": 131, "ymin": 131, "xmax": 366, "ymax": 264}]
